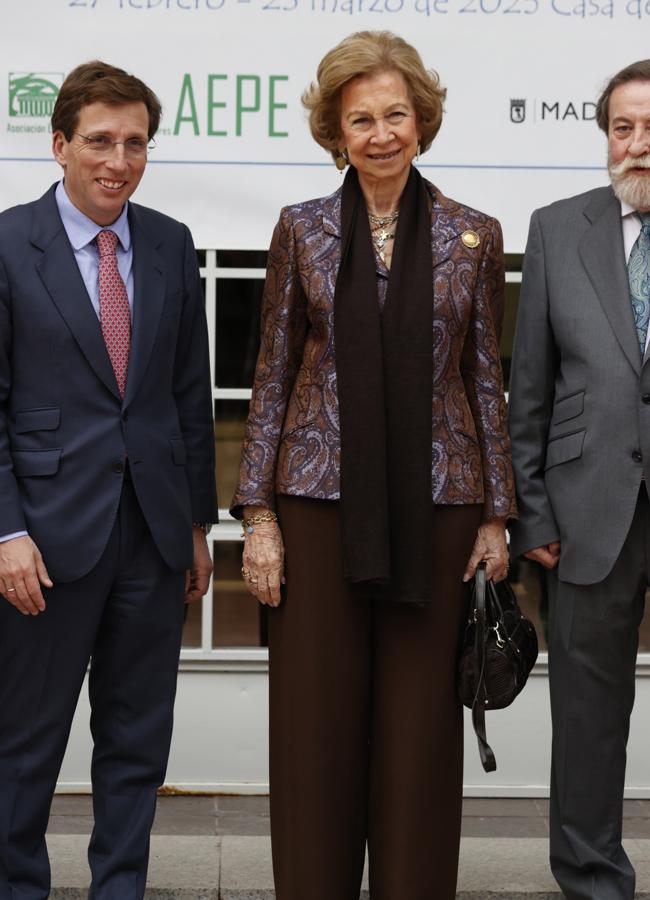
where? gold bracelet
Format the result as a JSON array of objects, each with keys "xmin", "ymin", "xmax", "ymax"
[{"xmin": 241, "ymin": 511, "xmax": 278, "ymax": 536}]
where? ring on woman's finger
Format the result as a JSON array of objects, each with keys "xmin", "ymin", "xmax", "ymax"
[
  {"xmin": 6, "ymin": 587, "xmax": 16, "ymax": 593},
  {"xmin": 248, "ymin": 576, "xmax": 258, "ymax": 586},
  {"xmin": 241, "ymin": 567, "xmax": 251, "ymax": 577}
]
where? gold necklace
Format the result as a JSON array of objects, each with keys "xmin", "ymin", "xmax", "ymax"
[
  {"xmin": 371, "ymin": 226, "xmax": 396, "ymax": 253},
  {"xmin": 369, "ymin": 210, "xmax": 398, "ymax": 264},
  {"xmin": 368, "ymin": 210, "xmax": 399, "ymax": 228}
]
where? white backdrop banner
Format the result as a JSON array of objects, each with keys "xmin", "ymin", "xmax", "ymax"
[{"xmin": 1, "ymin": 0, "xmax": 648, "ymax": 251}]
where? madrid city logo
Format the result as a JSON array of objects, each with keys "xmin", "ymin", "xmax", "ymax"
[
  {"xmin": 509, "ymin": 96, "xmax": 597, "ymax": 124},
  {"xmin": 9, "ymin": 73, "xmax": 63, "ymax": 119},
  {"xmin": 510, "ymin": 99, "xmax": 526, "ymax": 124}
]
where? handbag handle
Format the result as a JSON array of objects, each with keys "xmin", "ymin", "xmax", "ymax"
[{"xmin": 471, "ymin": 561, "xmax": 497, "ymax": 773}]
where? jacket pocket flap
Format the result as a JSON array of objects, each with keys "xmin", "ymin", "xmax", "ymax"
[
  {"xmin": 551, "ymin": 391, "xmax": 584, "ymax": 427},
  {"xmin": 170, "ymin": 438, "xmax": 186, "ymax": 466},
  {"xmin": 14, "ymin": 407, "xmax": 61, "ymax": 434},
  {"xmin": 545, "ymin": 430, "xmax": 585, "ymax": 471},
  {"xmin": 12, "ymin": 448, "xmax": 62, "ymax": 477}
]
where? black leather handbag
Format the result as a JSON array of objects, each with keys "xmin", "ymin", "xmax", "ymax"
[{"xmin": 458, "ymin": 561, "xmax": 538, "ymax": 772}]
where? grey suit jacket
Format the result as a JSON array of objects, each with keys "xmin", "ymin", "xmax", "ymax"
[{"xmin": 508, "ymin": 185, "xmax": 647, "ymax": 585}]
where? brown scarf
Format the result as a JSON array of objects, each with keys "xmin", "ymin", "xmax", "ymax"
[{"xmin": 334, "ymin": 165, "xmax": 434, "ymax": 604}]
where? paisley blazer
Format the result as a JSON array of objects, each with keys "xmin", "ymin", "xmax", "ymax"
[{"xmin": 231, "ymin": 178, "xmax": 516, "ymax": 521}]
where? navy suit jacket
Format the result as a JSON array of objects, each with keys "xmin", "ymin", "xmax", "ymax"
[{"xmin": 0, "ymin": 184, "xmax": 218, "ymax": 582}]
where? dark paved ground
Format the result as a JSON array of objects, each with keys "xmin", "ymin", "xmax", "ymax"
[{"xmin": 47, "ymin": 796, "xmax": 650, "ymax": 838}]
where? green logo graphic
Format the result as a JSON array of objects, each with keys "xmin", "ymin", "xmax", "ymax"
[{"xmin": 9, "ymin": 73, "xmax": 63, "ymax": 119}]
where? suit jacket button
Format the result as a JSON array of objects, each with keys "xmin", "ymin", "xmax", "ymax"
[
  {"xmin": 112, "ymin": 460, "xmax": 125, "ymax": 474},
  {"xmin": 643, "ymin": 395, "xmax": 650, "ymax": 405},
  {"xmin": 632, "ymin": 450, "xmax": 643, "ymax": 463}
]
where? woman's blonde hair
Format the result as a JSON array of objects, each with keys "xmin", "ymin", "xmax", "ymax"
[{"xmin": 302, "ymin": 31, "xmax": 446, "ymax": 162}]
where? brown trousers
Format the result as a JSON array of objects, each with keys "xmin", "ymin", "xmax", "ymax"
[{"xmin": 269, "ymin": 495, "xmax": 482, "ymax": 900}]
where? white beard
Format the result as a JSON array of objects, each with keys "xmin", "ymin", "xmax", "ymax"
[{"xmin": 609, "ymin": 152, "xmax": 650, "ymax": 210}]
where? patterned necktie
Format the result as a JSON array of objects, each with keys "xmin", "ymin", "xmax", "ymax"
[
  {"xmin": 96, "ymin": 229, "xmax": 131, "ymax": 397},
  {"xmin": 628, "ymin": 212, "xmax": 650, "ymax": 359}
]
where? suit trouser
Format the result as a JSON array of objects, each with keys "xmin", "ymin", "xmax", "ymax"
[
  {"xmin": 548, "ymin": 486, "xmax": 650, "ymax": 900},
  {"xmin": 269, "ymin": 495, "xmax": 482, "ymax": 900},
  {"xmin": 0, "ymin": 478, "xmax": 185, "ymax": 900}
]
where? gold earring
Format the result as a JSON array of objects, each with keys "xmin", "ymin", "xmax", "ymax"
[
  {"xmin": 416, "ymin": 142, "xmax": 421, "ymax": 162},
  {"xmin": 335, "ymin": 148, "xmax": 348, "ymax": 173}
]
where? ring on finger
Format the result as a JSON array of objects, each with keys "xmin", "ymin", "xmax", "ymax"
[
  {"xmin": 6, "ymin": 587, "xmax": 16, "ymax": 593},
  {"xmin": 248, "ymin": 576, "xmax": 258, "ymax": 585},
  {"xmin": 241, "ymin": 567, "xmax": 251, "ymax": 577}
]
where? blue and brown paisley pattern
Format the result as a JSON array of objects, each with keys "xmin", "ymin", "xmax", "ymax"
[
  {"xmin": 628, "ymin": 213, "xmax": 650, "ymax": 358},
  {"xmin": 231, "ymin": 178, "xmax": 517, "ymax": 520}
]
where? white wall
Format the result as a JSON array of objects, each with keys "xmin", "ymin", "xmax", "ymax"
[{"xmin": 56, "ymin": 657, "xmax": 650, "ymax": 797}]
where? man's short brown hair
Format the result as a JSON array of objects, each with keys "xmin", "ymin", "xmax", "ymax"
[
  {"xmin": 596, "ymin": 59, "xmax": 650, "ymax": 133},
  {"xmin": 51, "ymin": 60, "xmax": 162, "ymax": 140}
]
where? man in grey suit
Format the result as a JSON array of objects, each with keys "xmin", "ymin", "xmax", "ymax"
[{"xmin": 509, "ymin": 60, "xmax": 650, "ymax": 899}]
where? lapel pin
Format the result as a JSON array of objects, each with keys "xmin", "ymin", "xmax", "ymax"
[{"xmin": 461, "ymin": 229, "xmax": 480, "ymax": 249}]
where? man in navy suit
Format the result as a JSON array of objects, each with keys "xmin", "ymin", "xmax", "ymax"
[{"xmin": 0, "ymin": 61, "xmax": 218, "ymax": 899}]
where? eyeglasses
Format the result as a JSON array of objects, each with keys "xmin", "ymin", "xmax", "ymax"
[
  {"xmin": 74, "ymin": 132, "xmax": 155, "ymax": 158},
  {"xmin": 346, "ymin": 110, "xmax": 413, "ymax": 135}
]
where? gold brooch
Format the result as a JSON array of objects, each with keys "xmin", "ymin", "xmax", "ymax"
[{"xmin": 461, "ymin": 229, "xmax": 480, "ymax": 249}]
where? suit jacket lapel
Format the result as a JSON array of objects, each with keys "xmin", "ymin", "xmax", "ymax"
[
  {"xmin": 33, "ymin": 187, "xmax": 121, "ymax": 401},
  {"xmin": 427, "ymin": 184, "xmax": 466, "ymax": 268},
  {"xmin": 578, "ymin": 188, "xmax": 639, "ymax": 375},
  {"xmin": 321, "ymin": 188, "xmax": 340, "ymax": 239},
  {"xmin": 123, "ymin": 204, "xmax": 166, "ymax": 408}
]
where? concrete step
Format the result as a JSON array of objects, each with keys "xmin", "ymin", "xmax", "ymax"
[{"xmin": 45, "ymin": 834, "xmax": 650, "ymax": 898}]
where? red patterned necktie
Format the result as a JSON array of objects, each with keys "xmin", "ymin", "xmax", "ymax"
[{"xmin": 96, "ymin": 229, "xmax": 131, "ymax": 398}]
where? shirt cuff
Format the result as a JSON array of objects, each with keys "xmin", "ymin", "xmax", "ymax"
[{"xmin": 0, "ymin": 531, "xmax": 28, "ymax": 543}]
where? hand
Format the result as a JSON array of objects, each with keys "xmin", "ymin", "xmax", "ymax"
[
  {"xmin": 463, "ymin": 518, "xmax": 509, "ymax": 583},
  {"xmin": 184, "ymin": 528, "xmax": 213, "ymax": 604},
  {"xmin": 0, "ymin": 535, "xmax": 53, "ymax": 616},
  {"xmin": 241, "ymin": 517, "xmax": 285, "ymax": 608},
  {"xmin": 524, "ymin": 542, "xmax": 561, "ymax": 569}
]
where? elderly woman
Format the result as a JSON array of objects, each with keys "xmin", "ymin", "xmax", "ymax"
[{"xmin": 231, "ymin": 30, "xmax": 516, "ymax": 900}]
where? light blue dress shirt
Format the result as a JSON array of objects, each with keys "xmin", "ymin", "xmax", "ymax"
[
  {"xmin": 1, "ymin": 181, "xmax": 134, "ymax": 544},
  {"xmin": 54, "ymin": 180, "xmax": 135, "ymax": 316}
]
